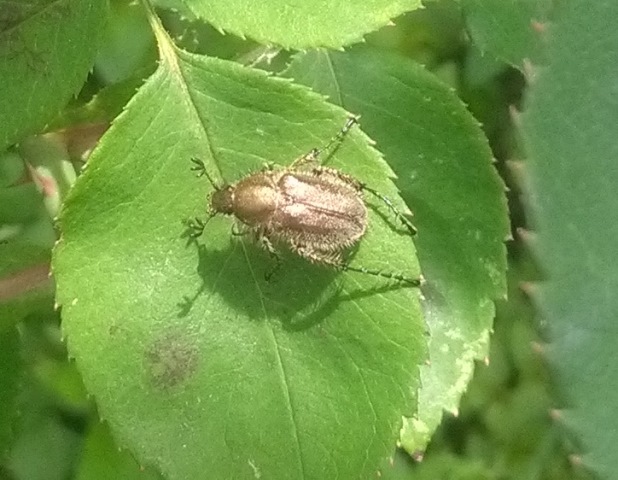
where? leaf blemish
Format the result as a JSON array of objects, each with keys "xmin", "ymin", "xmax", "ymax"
[{"xmin": 144, "ymin": 329, "xmax": 199, "ymax": 390}]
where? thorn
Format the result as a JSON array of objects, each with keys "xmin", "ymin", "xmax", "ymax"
[
  {"xmin": 531, "ymin": 340, "xmax": 545, "ymax": 356},
  {"xmin": 517, "ymin": 227, "xmax": 536, "ymax": 242},
  {"xmin": 568, "ymin": 454, "xmax": 584, "ymax": 468},
  {"xmin": 519, "ymin": 281, "xmax": 537, "ymax": 296},
  {"xmin": 531, "ymin": 19, "xmax": 547, "ymax": 34},
  {"xmin": 522, "ymin": 58, "xmax": 538, "ymax": 83},
  {"xmin": 517, "ymin": 228, "xmax": 537, "ymax": 252},
  {"xmin": 549, "ymin": 408, "xmax": 563, "ymax": 421},
  {"xmin": 506, "ymin": 159, "xmax": 526, "ymax": 186},
  {"xmin": 509, "ymin": 105, "xmax": 522, "ymax": 127}
]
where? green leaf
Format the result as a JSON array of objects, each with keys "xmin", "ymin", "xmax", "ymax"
[
  {"xmin": 521, "ymin": 1, "xmax": 618, "ymax": 477},
  {"xmin": 7, "ymin": 376, "xmax": 83, "ymax": 480},
  {"xmin": 0, "ymin": 327, "xmax": 21, "ymax": 455},
  {"xmin": 285, "ymin": 48, "xmax": 509, "ymax": 451},
  {"xmin": 462, "ymin": 0, "xmax": 551, "ymax": 71},
  {"xmin": 0, "ymin": 0, "xmax": 109, "ymax": 150},
  {"xmin": 53, "ymin": 15, "xmax": 425, "ymax": 480},
  {"xmin": 179, "ymin": 0, "xmax": 423, "ymax": 49},
  {"xmin": 0, "ymin": 163, "xmax": 55, "ymax": 331},
  {"xmin": 77, "ymin": 422, "xmax": 163, "ymax": 480}
]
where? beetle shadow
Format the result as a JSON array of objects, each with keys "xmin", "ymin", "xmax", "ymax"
[{"xmin": 178, "ymin": 236, "xmax": 411, "ymax": 331}]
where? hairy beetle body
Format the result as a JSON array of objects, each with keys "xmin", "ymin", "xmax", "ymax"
[
  {"xmin": 213, "ymin": 166, "xmax": 367, "ymax": 266},
  {"xmin": 188, "ymin": 117, "xmax": 419, "ymax": 285}
]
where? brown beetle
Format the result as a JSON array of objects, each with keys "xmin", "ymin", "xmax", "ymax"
[{"xmin": 188, "ymin": 117, "xmax": 419, "ymax": 285}]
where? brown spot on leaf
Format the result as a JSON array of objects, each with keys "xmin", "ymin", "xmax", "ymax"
[{"xmin": 145, "ymin": 330, "xmax": 199, "ymax": 390}]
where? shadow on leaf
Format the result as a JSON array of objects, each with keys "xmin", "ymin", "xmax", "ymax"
[{"xmin": 178, "ymin": 233, "xmax": 413, "ymax": 331}]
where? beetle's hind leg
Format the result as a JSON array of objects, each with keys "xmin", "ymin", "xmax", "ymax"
[{"xmin": 359, "ymin": 184, "xmax": 417, "ymax": 237}]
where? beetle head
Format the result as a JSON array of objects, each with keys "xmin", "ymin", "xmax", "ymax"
[{"xmin": 210, "ymin": 185, "xmax": 235, "ymax": 215}]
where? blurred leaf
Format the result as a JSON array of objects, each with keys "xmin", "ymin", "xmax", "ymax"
[
  {"xmin": 0, "ymin": 151, "xmax": 55, "ymax": 331},
  {"xmin": 379, "ymin": 448, "xmax": 416, "ymax": 480},
  {"xmin": 521, "ymin": 1, "xmax": 618, "ymax": 477},
  {"xmin": 53, "ymin": 13, "xmax": 425, "ymax": 480},
  {"xmin": 0, "ymin": 327, "xmax": 21, "ymax": 456},
  {"xmin": 7, "ymin": 377, "xmax": 82, "ymax": 480},
  {"xmin": 365, "ymin": 0, "xmax": 465, "ymax": 67},
  {"xmin": 50, "ymin": 71, "xmax": 151, "ymax": 132},
  {"xmin": 462, "ymin": 0, "xmax": 551, "ymax": 71},
  {"xmin": 0, "ymin": 184, "xmax": 42, "ymax": 225},
  {"xmin": 0, "ymin": 150, "xmax": 24, "ymax": 187},
  {"xmin": 285, "ymin": 48, "xmax": 509, "ymax": 451},
  {"xmin": 178, "ymin": 0, "xmax": 423, "ymax": 49},
  {"xmin": 0, "ymin": 262, "xmax": 54, "ymax": 332},
  {"xmin": 33, "ymin": 357, "xmax": 90, "ymax": 413},
  {"xmin": 76, "ymin": 422, "xmax": 163, "ymax": 480},
  {"xmin": 94, "ymin": 0, "xmax": 156, "ymax": 85},
  {"xmin": 0, "ymin": 0, "xmax": 109, "ymax": 150}
]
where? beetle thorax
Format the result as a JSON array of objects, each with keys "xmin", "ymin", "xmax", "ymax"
[{"xmin": 225, "ymin": 173, "xmax": 279, "ymax": 225}]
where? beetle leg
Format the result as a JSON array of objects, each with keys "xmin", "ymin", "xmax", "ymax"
[
  {"xmin": 290, "ymin": 116, "xmax": 360, "ymax": 169},
  {"xmin": 289, "ymin": 148, "xmax": 320, "ymax": 169},
  {"xmin": 184, "ymin": 217, "xmax": 206, "ymax": 238},
  {"xmin": 261, "ymin": 162, "xmax": 276, "ymax": 172},
  {"xmin": 257, "ymin": 235, "xmax": 283, "ymax": 281},
  {"xmin": 311, "ymin": 166, "xmax": 363, "ymax": 191},
  {"xmin": 340, "ymin": 264, "xmax": 422, "ymax": 286},
  {"xmin": 190, "ymin": 157, "xmax": 207, "ymax": 177},
  {"xmin": 313, "ymin": 116, "xmax": 359, "ymax": 165},
  {"xmin": 231, "ymin": 223, "xmax": 249, "ymax": 236},
  {"xmin": 191, "ymin": 157, "xmax": 223, "ymax": 190},
  {"xmin": 359, "ymin": 184, "xmax": 417, "ymax": 236}
]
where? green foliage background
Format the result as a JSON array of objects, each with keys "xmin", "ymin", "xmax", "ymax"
[{"xmin": 1, "ymin": 0, "xmax": 614, "ymax": 479}]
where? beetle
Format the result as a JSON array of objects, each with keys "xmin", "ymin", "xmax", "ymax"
[{"xmin": 188, "ymin": 117, "xmax": 420, "ymax": 285}]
